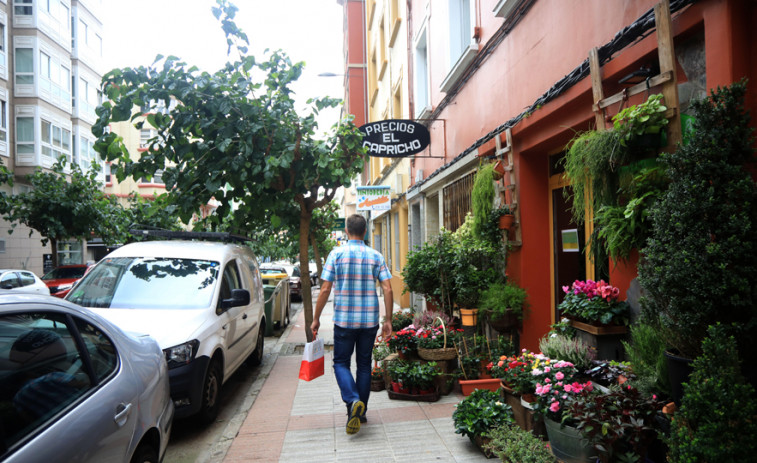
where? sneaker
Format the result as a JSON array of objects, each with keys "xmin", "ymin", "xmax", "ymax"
[
  {"xmin": 359, "ymin": 414, "xmax": 367, "ymax": 423},
  {"xmin": 346, "ymin": 400, "xmax": 365, "ymax": 434}
]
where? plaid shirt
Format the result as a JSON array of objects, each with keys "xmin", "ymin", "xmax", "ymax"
[{"xmin": 320, "ymin": 240, "xmax": 392, "ymax": 329}]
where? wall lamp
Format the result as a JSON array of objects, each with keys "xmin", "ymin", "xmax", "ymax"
[{"xmin": 618, "ymin": 66, "xmax": 655, "ymax": 86}]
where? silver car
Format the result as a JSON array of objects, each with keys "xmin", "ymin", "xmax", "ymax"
[
  {"xmin": 0, "ymin": 294, "xmax": 173, "ymax": 462},
  {"xmin": 0, "ymin": 269, "xmax": 50, "ymax": 295}
]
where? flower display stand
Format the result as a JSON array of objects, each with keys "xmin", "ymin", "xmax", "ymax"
[
  {"xmin": 387, "ymin": 382, "xmax": 441, "ymax": 402},
  {"xmin": 569, "ymin": 319, "xmax": 628, "ymax": 361}
]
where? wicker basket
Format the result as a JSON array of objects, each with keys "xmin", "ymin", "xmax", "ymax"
[{"xmin": 417, "ymin": 317, "xmax": 458, "ymax": 361}]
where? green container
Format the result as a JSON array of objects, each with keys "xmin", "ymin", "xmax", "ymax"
[{"xmin": 263, "ymin": 284, "xmax": 276, "ymax": 336}]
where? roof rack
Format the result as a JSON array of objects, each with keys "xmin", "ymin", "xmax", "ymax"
[{"xmin": 129, "ymin": 229, "xmax": 252, "ymax": 244}]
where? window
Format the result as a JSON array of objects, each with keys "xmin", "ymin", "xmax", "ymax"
[
  {"xmin": 140, "ymin": 169, "xmax": 164, "ymax": 185},
  {"xmin": 104, "ymin": 163, "xmax": 112, "ymax": 185},
  {"xmin": 218, "ymin": 261, "xmax": 241, "ymax": 311},
  {"xmin": 0, "ymin": 311, "xmax": 100, "ymax": 450},
  {"xmin": 140, "ymin": 128, "xmax": 156, "ymax": 149},
  {"xmin": 15, "ymin": 117, "xmax": 34, "ymax": 156},
  {"xmin": 79, "ymin": 78, "xmax": 98, "ymax": 118},
  {"xmin": 394, "ymin": 212, "xmax": 401, "ymax": 272},
  {"xmin": 57, "ymin": 241, "xmax": 82, "ymax": 265},
  {"xmin": 413, "ymin": 24, "xmax": 430, "ymax": 118},
  {"xmin": 440, "ymin": 0, "xmax": 478, "ymax": 93},
  {"xmin": 41, "ymin": 119, "xmax": 71, "ymax": 162},
  {"xmin": 15, "ymin": 47, "xmax": 34, "ymax": 85},
  {"xmin": 443, "ymin": 171, "xmax": 475, "ymax": 232},
  {"xmin": 95, "ymin": 33, "xmax": 102, "ymax": 57},
  {"xmin": 79, "ymin": 19, "xmax": 88, "ymax": 45},
  {"xmin": 0, "ymin": 99, "xmax": 7, "ymax": 143},
  {"xmin": 0, "ymin": 22, "xmax": 6, "ymax": 69},
  {"xmin": 74, "ymin": 317, "xmax": 118, "ymax": 382},
  {"xmin": 1, "ymin": 272, "xmax": 19, "ymax": 289},
  {"xmin": 18, "ymin": 271, "xmax": 36, "ymax": 287},
  {"xmin": 79, "ymin": 137, "xmax": 96, "ymax": 171},
  {"xmin": 14, "ymin": 0, "xmax": 32, "ymax": 16}
]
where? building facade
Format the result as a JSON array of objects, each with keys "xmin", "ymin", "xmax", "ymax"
[
  {"xmin": 0, "ymin": 0, "xmax": 105, "ymax": 275},
  {"xmin": 340, "ymin": 0, "xmax": 756, "ymax": 350}
]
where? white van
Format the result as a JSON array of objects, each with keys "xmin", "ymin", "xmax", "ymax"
[{"xmin": 67, "ymin": 234, "xmax": 266, "ymax": 423}]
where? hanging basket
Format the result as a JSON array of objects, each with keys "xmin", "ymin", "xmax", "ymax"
[
  {"xmin": 418, "ymin": 317, "xmax": 458, "ymax": 360},
  {"xmin": 498, "ymin": 214, "xmax": 516, "ymax": 230}
]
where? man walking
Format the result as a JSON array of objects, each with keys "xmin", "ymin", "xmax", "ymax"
[{"xmin": 311, "ymin": 214, "xmax": 393, "ymax": 435}]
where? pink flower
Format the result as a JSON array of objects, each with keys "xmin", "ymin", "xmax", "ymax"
[
  {"xmin": 564, "ymin": 384, "xmax": 573, "ymax": 393},
  {"xmin": 545, "ymin": 378, "xmax": 551, "ymax": 383},
  {"xmin": 555, "ymin": 372, "xmax": 564, "ymax": 380},
  {"xmin": 653, "ymin": 394, "xmax": 657, "ymax": 400},
  {"xmin": 544, "ymin": 366, "xmax": 551, "ymax": 373},
  {"xmin": 562, "ymin": 285, "xmax": 570, "ymax": 293},
  {"xmin": 549, "ymin": 401, "xmax": 560, "ymax": 413}
]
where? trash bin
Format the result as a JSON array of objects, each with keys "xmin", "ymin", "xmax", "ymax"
[{"xmin": 263, "ymin": 284, "xmax": 277, "ymax": 336}]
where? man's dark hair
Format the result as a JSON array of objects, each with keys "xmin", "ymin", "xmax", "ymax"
[{"xmin": 346, "ymin": 214, "xmax": 367, "ymax": 238}]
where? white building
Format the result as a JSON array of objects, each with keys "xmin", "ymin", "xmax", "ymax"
[{"xmin": 0, "ymin": 0, "xmax": 104, "ymax": 276}]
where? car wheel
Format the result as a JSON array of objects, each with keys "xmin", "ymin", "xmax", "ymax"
[
  {"xmin": 130, "ymin": 444, "xmax": 159, "ymax": 463},
  {"xmin": 248, "ymin": 328, "xmax": 264, "ymax": 367},
  {"xmin": 283, "ymin": 304, "xmax": 290, "ymax": 327},
  {"xmin": 198, "ymin": 359, "xmax": 222, "ymax": 424}
]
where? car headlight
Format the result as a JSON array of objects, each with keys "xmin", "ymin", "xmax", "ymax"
[{"xmin": 163, "ymin": 340, "xmax": 200, "ymax": 369}]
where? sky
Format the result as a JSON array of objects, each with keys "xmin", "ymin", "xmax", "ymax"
[{"xmin": 101, "ymin": 0, "xmax": 345, "ymax": 133}]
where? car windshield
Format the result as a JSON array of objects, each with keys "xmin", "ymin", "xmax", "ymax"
[
  {"xmin": 42, "ymin": 266, "xmax": 86, "ymax": 280},
  {"xmin": 261, "ymin": 268, "xmax": 285, "ymax": 275},
  {"xmin": 66, "ymin": 257, "xmax": 219, "ymax": 309}
]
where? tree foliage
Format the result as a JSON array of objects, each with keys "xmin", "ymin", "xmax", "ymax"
[
  {"xmin": 91, "ymin": 1, "xmax": 365, "ymax": 340},
  {"xmin": 3, "ymin": 161, "xmax": 127, "ymax": 267}
]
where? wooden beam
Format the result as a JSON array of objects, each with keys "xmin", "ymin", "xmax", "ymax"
[
  {"xmin": 589, "ymin": 48, "xmax": 606, "ymax": 129},
  {"xmin": 593, "ymin": 71, "xmax": 674, "ymax": 111},
  {"xmin": 655, "ymin": 0, "xmax": 682, "ymax": 150}
]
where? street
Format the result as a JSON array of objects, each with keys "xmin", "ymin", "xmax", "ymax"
[{"xmin": 163, "ymin": 299, "xmax": 303, "ymax": 463}]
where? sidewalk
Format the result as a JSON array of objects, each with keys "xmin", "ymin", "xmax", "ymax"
[{"xmin": 220, "ymin": 290, "xmax": 491, "ymax": 462}]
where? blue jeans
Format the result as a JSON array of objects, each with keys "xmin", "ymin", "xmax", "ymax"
[{"xmin": 333, "ymin": 324, "xmax": 378, "ymax": 410}]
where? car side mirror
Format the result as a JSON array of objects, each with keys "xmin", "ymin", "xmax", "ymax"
[{"xmin": 221, "ymin": 288, "xmax": 250, "ymax": 309}]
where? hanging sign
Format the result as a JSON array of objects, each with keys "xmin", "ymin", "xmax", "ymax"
[
  {"xmin": 359, "ymin": 119, "xmax": 430, "ymax": 158},
  {"xmin": 561, "ymin": 229, "xmax": 580, "ymax": 252},
  {"xmin": 356, "ymin": 186, "xmax": 391, "ymax": 211}
]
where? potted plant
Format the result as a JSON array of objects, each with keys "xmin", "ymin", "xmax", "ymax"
[
  {"xmin": 452, "ymin": 388, "xmax": 514, "ymax": 457},
  {"xmin": 370, "ymin": 365, "xmax": 385, "ymax": 391},
  {"xmin": 491, "ymin": 204, "xmax": 515, "ymax": 230},
  {"xmin": 538, "ymin": 333, "xmax": 596, "ymax": 373},
  {"xmin": 559, "ymin": 279, "xmax": 630, "ymax": 361},
  {"xmin": 479, "ymin": 281, "xmax": 528, "ymax": 332},
  {"xmin": 386, "ymin": 359, "xmax": 441, "ymax": 399},
  {"xmin": 386, "ymin": 327, "xmax": 418, "ymax": 358},
  {"xmin": 402, "ymin": 230, "xmax": 457, "ymax": 316},
  {"xmin": 415, "ymin": 323, "xmax": 461, "ymax": 361},
  {"xmin": 611, "ymin": 93, "xmax": 669, "ymax": 150},
  {"xmin": 387, "ymin": 310, "xmax": 415, "ymax": 333},
  {"xmin": 638, "ymin": 81, "xmax": 757, "ymax": 401},
  {"xmin": 483, "ymin": 423, "xmax": 557, "ymax": 463},
  {"xmin": 667, "ymin": 324, "xmax": 757, "ymax": 462}
]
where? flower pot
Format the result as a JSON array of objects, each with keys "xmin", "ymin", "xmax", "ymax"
[
  {"xmin": 473, "ymin": 434, "xmax": 496, "ymax": 459},
  {"xmin": 569, "ymin": 319, "xmax": 628, "ymax": 361},
  {"xmin": 459, "ymin": 378, "xmax": 502, "ymax": 396},
  {"xmin": 498, "ymin": 214, "xmax": 515, "ymax": 230},
  {"xmin": 460, "ymin": 308, "xmax": 478, "ymax": 326},
  {"xmin": 493, "ymin": 160, "xmax": 506, "ymax": 179},
  {"xmin": 664, "ymin": 349, "xmax": 694, "ymax": 406},
  {"xmin": 370, "ymin": 378, "xmax": 385, "ymax": 391},
  {"xmin": 487, "ymin": 311, "xmax": 520, "ymax": 332},
  {"xmin": 544, "ymin": 418, "xmax": 598, "ymax": 463}
]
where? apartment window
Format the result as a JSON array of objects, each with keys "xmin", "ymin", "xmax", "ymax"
[
  {"xmin": 14, "ymin": 0, "xmax": 32, "ymax": 16},
  {"xmin": 413, "ymin": 24, "xmax": 430, "ymax": 118},
  {"xmin": 0, "ymin": 23, "xmax": 5, "ymax": 69},
  {"xmin": 140, "ymin": 129, "xmax": 157, "ymax": 149},
  {"xmin": 393, "ymin": 212, "xmax": 401, "ymax": 272},
  {"xmin": 141, "ymin": 169, "xmax": 164, "ymax": 185},
  {"xmin": 0, "ymin": 100, "xmax": 6, "ymax": 143},
  {"xmin": 79, "ymin": 19, "xmax": 88, "ymax": 45},
  {"xmin": 15, "ymin": 117, "xmax": 34, "ymax": 156},
  {"xmin": 95, "ymin": 33, "xmax": 102, "ymax": 57},
  {"xmin": 14, "ymin": 48, "xmax": 34, "ymax": 85},
  {"xmin": 104, "ymin": 163, "xmax": 112, "ymax": 185},
  {"xmin": 79, "ymin": 137, "xmax": 96, "ymax": 171},
  {"xmin": 41, "ymin": 120, "xmax": 71, "ymax": 162},
  {"xmin": 79, "ymin": 78, "xmax": 97, "ymax": 117},
  {"xmin": 441, "ymin": 0, "xmax": 478, "ymax": 93}
]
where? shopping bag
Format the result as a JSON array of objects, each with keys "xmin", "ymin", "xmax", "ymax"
[{"xmin": 299, "ymin": 337, "xmax": 325, "ymax": 381}]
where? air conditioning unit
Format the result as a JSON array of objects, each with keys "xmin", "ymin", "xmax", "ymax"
[{"xmin": 415, "ymin": 169, "xmax": 424, "ymax": 182}]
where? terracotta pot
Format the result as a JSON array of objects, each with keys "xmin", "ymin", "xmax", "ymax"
[
  {"xmin": 498, "ymin": 214, "xmax": 515, "ymax": 230},
  {"xmin": 459, "ymin": 378, "xmax": 502, "ymax": 396}
]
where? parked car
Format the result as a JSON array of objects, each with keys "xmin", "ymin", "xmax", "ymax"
[
  {"xmin": 41, "ymin": 264, "xmax": 90, "ymax": 298},
  {"xmin": 66, "ymin": 233, "xmax": 266, "ymax": 422},
  {"xmin": 0, "ymin": 293, "xmax": 173, "ymax": 462},
  {"xmin": 0, "ymin": 270, "xmax": 50, "ymax": 295},
  {"xmin": 260, "ymin": 262, "xmax": 301, "ymax": 300}
]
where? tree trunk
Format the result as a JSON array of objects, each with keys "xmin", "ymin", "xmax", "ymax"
[
  {"xmin": 310, "ymin": 233, "xmax": 323, "ymax": 281},
  {"xmin": 299, "ymin": 210, "xmax": 315, "ymax": 342},
  {"xmin": 51, "ymin": 239, "xmax": 58, "ymax": 269}
]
